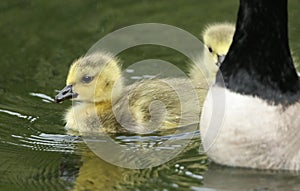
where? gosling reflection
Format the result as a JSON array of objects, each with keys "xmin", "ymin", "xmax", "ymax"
[{"xmin": 199, "ymin": 163, "xmax": 300, "ymax": 191}]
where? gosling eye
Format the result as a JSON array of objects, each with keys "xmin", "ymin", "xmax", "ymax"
[
  {"xmin": 81, "ymin": 76, "xmax": 94, "ymax": 83},
  {"xmin": 208, "ymin": 47, "xmax": 213, "ymax": 53}
]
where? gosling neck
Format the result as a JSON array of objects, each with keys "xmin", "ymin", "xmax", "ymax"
[{"xmin": 216, "ymin": 0, "xmax": 300, "ymax": 105}]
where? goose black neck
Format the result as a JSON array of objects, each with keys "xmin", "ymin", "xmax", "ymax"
[{"xmin": 216, "ymin": 0, "xmax": 300, "ymax": 105}]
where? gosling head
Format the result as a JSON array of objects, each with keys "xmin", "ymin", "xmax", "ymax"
[
  {"xmin": 202, "ymin": 23, "xmax": 235, "ymax": 68},
  {"xmin": 55, "ymin": 52, "xmax": 123, "ymax": 103}
]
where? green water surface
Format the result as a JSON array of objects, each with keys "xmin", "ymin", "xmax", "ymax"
[{"xmin": 1, "ymin": 0, "xmax": 300, "ymax": 191}]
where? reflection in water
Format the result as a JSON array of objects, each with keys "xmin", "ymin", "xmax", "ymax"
[
  {"xmin": 200, "ymin": 164, "xmax": 300, "ymax": 191},
  {"xmin": 82, "ymin": 128, "xmax": 198, "ymax": 169},
  {"xmin": 1, "ymin": 122, "xmax": 300, "ymax": 191},
  {"xmin": 72, "ymin": 134, "xmax": 206, "ymax": 191},
  {"xmin": 72, "ymin": 147, "xmax": 124, "ymax": 191}
]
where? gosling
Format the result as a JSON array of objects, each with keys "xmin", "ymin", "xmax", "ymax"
[
  {"xmin": 189, "ymin": 23, "xmax": 235, "ymax": 86},
  {"xmin": 55, "ymin": 53, "xmax": 200, "ymax": 134}
]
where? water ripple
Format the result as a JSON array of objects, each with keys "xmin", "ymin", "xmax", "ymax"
[
  {"xmin": 29, "ymin": 92, "xmax": 55, "ymax": 103},
  {"xmin": 10, "ymin": 133, "xmax": 81, "ymax": 153},
  {"xmin": 0, "ymin": 108, "xmax": 39, "ymax": 122}
]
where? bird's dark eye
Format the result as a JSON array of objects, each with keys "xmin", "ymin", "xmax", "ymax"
[
  {"xmin": 81, "ymin": 76, "xmax": 94, "ymax": 83},
  {"xmin": 208, "ymin": 47, "xmax": 213, "ymax": 53}
]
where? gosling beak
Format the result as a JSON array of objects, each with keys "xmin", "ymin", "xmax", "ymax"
[
  {"xmin": 55, "ymin": 85, "xmax": 78, "ymax": 103},
  {"xmin": 216, "ymin": 55, "xmax": 226, "ymax": 67}
]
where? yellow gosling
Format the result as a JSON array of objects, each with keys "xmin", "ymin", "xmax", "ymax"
[
  {"xmin": 189, "ymin": 23, "xmax": 235, "ymax": 85},
  {"xmin": 55, "ymin": 52, "xmax": 200, "ymax": 134},
  {"xmin": 190, "ymin": 22, "xmax": 300, "ymax": 85}
]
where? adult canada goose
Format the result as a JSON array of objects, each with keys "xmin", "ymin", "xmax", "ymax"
[
  {"xmin": 200, "ymin": 0, "xmax": 300, "ymax": 170},
  {"xmin": 55, "ymin": 52, "xmax": 200, "ymax": 134}
]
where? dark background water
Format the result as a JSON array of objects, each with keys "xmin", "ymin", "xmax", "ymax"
[{"xmin": 1, "ymin": 0, "xmax": 300, "ymax": 190}]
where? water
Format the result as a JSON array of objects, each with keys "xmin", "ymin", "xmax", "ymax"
[{"xmin": 1, "ymin": 0, "xmax": 300, "ymax": 190}]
